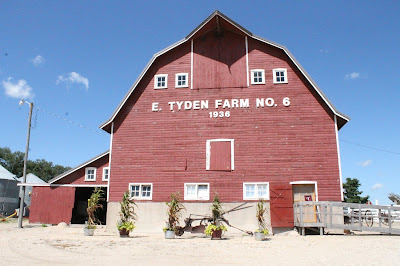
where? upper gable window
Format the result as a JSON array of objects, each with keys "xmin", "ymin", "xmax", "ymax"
[
  {"xmin": 85, "ymin": 167, "xmax": 96, "ymax": 182},
  {"xmin": 250, "ymin": 69, "xmax": 265, "ymax": 85},
  {"xmin": 273, "ymin": 68, "xmax": 288, "ymax": 84},
  {"xmin": 102, "ymin": 167, "xmax": 109, "ymax": 181},
  {"xmin": 175, "ymin": 73, "xmax": 188, "ymax": 88},
  {"xmin": 154, "ymin": 74, "xmax": 168, "ymax": 89}
]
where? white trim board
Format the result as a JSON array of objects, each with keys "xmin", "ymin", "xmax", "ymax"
[{"xmin": 18, "ymin": 183, "xmax": 108, "ymax": 188}]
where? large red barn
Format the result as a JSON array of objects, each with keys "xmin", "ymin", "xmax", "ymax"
[{"xmin": 30, "ymin": 11, "xmax": 349, "ymax": 233}]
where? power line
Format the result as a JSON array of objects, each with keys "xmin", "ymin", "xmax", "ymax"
[
  {"xmin": 32, "ymin": 105, "xmax": 108, "ymax": 136},
  {"xmin": 339, "ymin": 139, "xmax": 400, "ymax": 156}
]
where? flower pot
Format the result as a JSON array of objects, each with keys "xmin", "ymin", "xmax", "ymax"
[
  {"xmin": 254, "ymin": 232, "xmax": 265, "ymax": 241},
  {"xmin": 165, "ymin": 230, "xmax": 175, "ymax": 239},
  {"xmin": 119, "ymin": 228, "xmax": 130, "ymax": 237},
  {"xmin": 211, "ymin": 229, "xmax": 222, "ymax": 240},
  {"xmin": 84, "ymin": 227, "xmax": 95, "ymax": 236}
]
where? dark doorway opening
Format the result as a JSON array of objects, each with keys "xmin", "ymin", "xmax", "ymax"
[{"xmin": 71, "ymin": 187, "xmax": 107, "ymax": 225}]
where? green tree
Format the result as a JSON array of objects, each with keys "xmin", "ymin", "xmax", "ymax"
[
  {"xmin": 0, "ymin": 146, "xmax": 70, "ymax": 182},
  {"xmin": 343, "ymin": 177, "xmax": 370, "ymax": 203}
]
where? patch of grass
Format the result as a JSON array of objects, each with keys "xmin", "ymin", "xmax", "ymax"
[{"xmin": 41, "ymin": 224, "xmax": 48, "ymax": 227}]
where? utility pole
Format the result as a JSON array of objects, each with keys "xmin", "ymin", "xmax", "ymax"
[{"xmin": 18, "ymin": 100, "xmax": 33, "ymax": 228}]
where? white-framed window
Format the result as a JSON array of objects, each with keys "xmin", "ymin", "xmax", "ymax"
[
  {"xmin": 184, "ymin": 183, "xmax": 210, "ymax": 200},
  {"xmin": 129, "ymin": 183, "xmax": 153, "ymax": 200},
  {"xmin": 175, "ymin": 73, "xmax": 188, "ymax": 88},
  {"xmin": 243, "ymin": 182, "xmax": 270, "ymax": 200},
  {"xmin": 273, "ymin": 68, "xmax": 288, "ymax": 84},
  {"xmin": 154, "ymin": 74, "xmax": 168, "ymax": 89},
  {"xmin": 85, "ymin": 167, "xmax": 96, "ymax": 182},
  {"xmin": 206, "ymin": 139, "xmax": 235, "ymax": 171},
  {"xmin": 250, "ymin": 69, "xmax": 265, "ymax": 85},
  {"xmin": 102, "ymin": 167, "xmax": 109, "ymax": 181}
]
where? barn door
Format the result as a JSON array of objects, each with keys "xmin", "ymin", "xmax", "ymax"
[
  {"xmin": 292, "ymin": 184, "xmax": 316, "ymax": 223},
  {"xmin": 270, "ymin": 183, "xmax": 294, "ymax": 228}
]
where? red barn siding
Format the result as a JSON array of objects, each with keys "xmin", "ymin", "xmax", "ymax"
[
  {"xmin": 108, "ymin": 30, "xmax": 341, "ymax": 208},
  {"xmin": 54, "ymin": 155, "xmax": 109, "ymax": 185},
  {"xmin": 29, "ymin": 186, "xmax": 75, "ymax": 224},
  {"xmin": 193, "ymin": 30, "xmax": 246, "ymax": 89}
]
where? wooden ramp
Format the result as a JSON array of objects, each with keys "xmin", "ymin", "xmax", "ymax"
[{"xmin": 293, "ymin": 201, "xmax": 400, "ymax": 236}]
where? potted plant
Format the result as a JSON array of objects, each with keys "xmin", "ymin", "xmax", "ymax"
[
  {"xmin": 116, "ymin": 191, "xmax": 138, "ymax": 237},
  {"xmin": 254, "ymin": 198, "xmax": 269, "ymax": 241},
  {"xmin": 205, "ymin": 194, "xmax": 227, "ymax": 240},
  {"xmin": 164, "ymin": 192, "xmax": 185, "ymax": 239},
  {"xmin": 84, "ymin": 188, "xmax": 104, "ymax": 236}
]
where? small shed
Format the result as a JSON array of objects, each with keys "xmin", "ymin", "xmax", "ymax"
[{"xmin": 0, "ymin": 165, "xmax": 19, "ymax": 216}]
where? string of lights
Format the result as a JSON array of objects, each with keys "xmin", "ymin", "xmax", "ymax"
[
  {"xmin": 339, "ymin": 139, "xmax": 400, "ymax": 156},
  {"xmin": 32, "ymin": 104, "xmax": 108, "ymax": 136}
]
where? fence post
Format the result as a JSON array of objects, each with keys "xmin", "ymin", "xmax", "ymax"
[{"xmin": 388, "ymin": 208, "xmax": 392, "ymax": 233}]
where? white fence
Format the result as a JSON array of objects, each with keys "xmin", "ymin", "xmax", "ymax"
[{"xmin": 293, "ymin": 201, "xmax": 400, "ymax": 235}]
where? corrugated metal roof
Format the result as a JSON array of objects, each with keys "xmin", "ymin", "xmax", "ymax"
[
  {"xmin": 17, "ymin": 173, "xmax": 46, "ymax": 184},
  {"xmin": 0, "ymin": 165, "xmax": 17, "ymax": 181}
]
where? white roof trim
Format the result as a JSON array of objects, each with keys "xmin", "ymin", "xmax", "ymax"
[
  {"xmin": 18, "ymin": 183, "xmax": 108, "ymax": 188},
  {"xmin": 48, "ymin": 150, "xmax": 109, "ymax": 184},
  {"xmin": 100, "ymin": 10, "xmax": 349, "ymax": 131}
]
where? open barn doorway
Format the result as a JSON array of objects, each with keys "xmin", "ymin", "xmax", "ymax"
[{"xmin": 70, "ymin": 187, "xmax": 107, "ymax": 225}]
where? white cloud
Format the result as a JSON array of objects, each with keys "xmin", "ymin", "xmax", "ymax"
[
  {"xmin": 357, "ymin": 160, "xmax": 372, "ymax": 167},
  {"xmin": 57, "ymin": 72, "xmax": 89, "ymax": 90},
  {"xmin": 372, "ymin": 183, "xmax": 384, "ymax": 190},
  {"xmin": 319, "ymin": 48, "xmax": 329, "ymax": 54},
  {"xmin": 345, "ymin": 72, "xmax": 360, "ymax": 80},
  {"xmin": 2, "ymin": 77, "xmax": 34, "ymax": 99},
  {"xmin": 31, "ymin": 55, "xmax": 45, "ymax": 66}
]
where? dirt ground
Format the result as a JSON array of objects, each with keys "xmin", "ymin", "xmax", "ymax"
[{"xmin": 1, "ymin": 219, "xmax": 399, "ymax": 265}]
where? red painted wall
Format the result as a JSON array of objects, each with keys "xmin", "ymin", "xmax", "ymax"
[
  {"xmin": 54, "ymin": 154, "xmax": 109, "ymax": 185},
  {"xmin": 29, "ymin": 186, "xmax": 75, "ymax": 224},
  {"xmin": 108, "ymin": 27, "xmax": 342, "ymax": 227}
]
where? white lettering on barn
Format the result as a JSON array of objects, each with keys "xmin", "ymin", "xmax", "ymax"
[{"xmin": 152, "ymin": 98, "xmax": 290, "ymax": 113}]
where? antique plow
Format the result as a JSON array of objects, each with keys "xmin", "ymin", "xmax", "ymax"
[{"xmin": 175, "ymin": 202, "xmax": 254, "ymax": 236}]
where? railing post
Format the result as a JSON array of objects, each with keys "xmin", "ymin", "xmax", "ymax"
[
  {"xmin": 378, "ymin": 208, "xmax": 382, "ymax": 228},
  {"xmin": 329, "ymin": 204, "xmax": 333, "ymax": 227},
  {"xmin": 358, "ymin": 204, "xmax": 362, "ymax": 230},
  {"xmin": 300, "ymin": 203, "xmax": 304, "ymax": 227},
  {"xmin": 388, "ymin": 208, "xmax": 392, "ymax": 233}
]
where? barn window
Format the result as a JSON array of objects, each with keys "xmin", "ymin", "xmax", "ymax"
[
  {"xmin": 85, "ymin": 167, "xmax": 96, "ymax": 181},
  {"xmin": 243, "ymin": 182, "xmax": 270, "ymax": 200},
  {"xmin": 129, "ymin": 183, "xmax": 153, "ymax": 200},
  {"xmin": 184, "ymin": 183, "xmax": 210, "ymax": 200},
  {"xmin": 206, "ymin": 139, "xmax": 234, "ymax": 171},
  {"xmin": 273, "ymin": 68, "xmax": 288, "ymax": 84},
  {"xmin": 250, "ymin": 69, "xmax": 265, "ymax": 84},
  {"xmin": 102, "ymin": 167, "xmax": 109, "ymax": 181},
  {"xmin": 175, "ymin": 73, "xmax": 188, "ymax": 88},
  {"xmin": 154, "ymin": 74, "xmax": 168, "ymax": 89}
]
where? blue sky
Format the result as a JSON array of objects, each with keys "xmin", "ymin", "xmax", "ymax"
[{"xmin": 1, "ymin": 1, "xmax": 399, "ymax": 205}]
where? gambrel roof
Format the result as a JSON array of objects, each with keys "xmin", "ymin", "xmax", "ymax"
[{"xmin": 100, "ymin": 10, "xmax": 349, "ymax": 133}]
